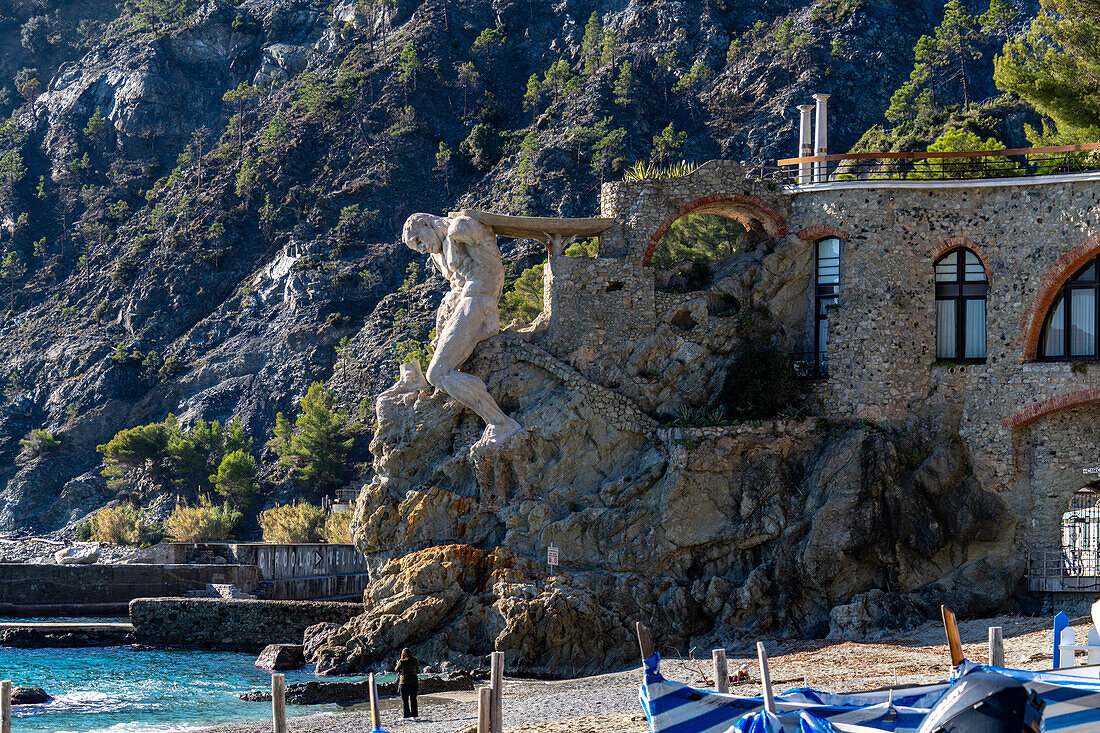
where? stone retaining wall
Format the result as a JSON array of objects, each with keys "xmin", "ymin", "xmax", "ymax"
[
  {"xmin": 0, "ymin": 563, "xmax": 259, "ymax": 606},
  {"xmin": 129, "ymin": 598, "xmax": 362, "ymax": 651}
]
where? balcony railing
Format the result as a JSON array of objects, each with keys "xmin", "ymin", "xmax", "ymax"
[
  {"xmin": 1027, "ymin": 548, "xmax": 1100, "ymax": 592},
  {"xmin": 775, "ymin": 142, "xmax": 1100, "ymax": 184}
]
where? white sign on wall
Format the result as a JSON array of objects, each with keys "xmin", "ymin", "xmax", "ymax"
[{"xmin": 1084, "ymin": 467, "xmax": 1100, "ymax": 475}]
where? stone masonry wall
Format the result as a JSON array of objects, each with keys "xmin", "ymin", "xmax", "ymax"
[
  {"xmin": 789, "ymin": 179, "xmax": 1100, "ymax": 555},
  {"xmin": 129, "ymin": 598, "xmax": 362, "ymax": 651},
  {"xmin": 538, "ymin": 161, "xmax": 1100, "ymax": 558}
]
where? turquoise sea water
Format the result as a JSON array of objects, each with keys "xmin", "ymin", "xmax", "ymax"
[{"xmin": 0, "ymin": 645, "xmax": 378, "ymax": 733}]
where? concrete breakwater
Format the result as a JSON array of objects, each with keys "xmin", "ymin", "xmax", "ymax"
[
  {"xmin": 0, "ymin": 621, "xmax": 135, "ymax": 647},
  {"xmin": 0, "ymin": 543, "xmax": 371, "ymax": 614},
  {"xmin": 130, "ymin": 598, "xmax": 362, "ymax": 652},
  {"xmin": 0, "ymin": 562, "xmax": 260, "ymax": 614}
]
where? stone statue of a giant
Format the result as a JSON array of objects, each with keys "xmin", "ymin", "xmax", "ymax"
[{"xmin": 400, "ymin": 212, "xmax": 523, "ymax": 449}]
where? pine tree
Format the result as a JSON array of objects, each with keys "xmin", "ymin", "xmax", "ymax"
[
  {"xmin": 267, "ymin": 411, "xmax": 294, "ymax": 454},
  {"xmin": 651, "ymin": 123, "xmax": 687, "ymax": 165},
  {"xmin": 1, "ymin": 250, "xmax": 25, "ymax": 310},
  {"xmin": 471, "ymin": 27, "xmax": 505, "ymax": 76},
  {"xmin": 397, "ymin": 42, "xmax": 423, "ymax": 100},
  {"xmin": 523, "ymin": 73, "xmax": 543, "ymax": 116},
  {"xmin": 613, "ymin": 61, "xmax": 637, "ymax": 107},
  {"xmin": 280, "ymin": 382, "xmax": 353, "ymax": 496},
  {"xmin": 434, "ymin": 142, "xmax": 453, "ymax": 197},
  {"xmin": 581, "ymin": 12, "xmax": 603, "ymax": 76},
  {"xmin": 210, "ymin": 449, "xmax": 258, "ymax": 506},
  {"xmin": 994, "ymin": 0, "xmax": 1100, "ymax": 137}
]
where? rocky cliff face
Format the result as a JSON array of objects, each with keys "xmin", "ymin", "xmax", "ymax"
[
  {"xmin": 313, "ymin": 241, "xmax": 1019, "ymax": 676},
  {"xmin": 0, "ymin": 0, "xmax": 965, "ymax": 529}
]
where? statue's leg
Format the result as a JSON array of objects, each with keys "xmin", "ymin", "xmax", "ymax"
[{"xmin": 426, "ymin": 296, "xmax": 521, "ymax": 443}]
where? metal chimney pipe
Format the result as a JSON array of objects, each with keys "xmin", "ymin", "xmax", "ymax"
[
  {"xmin": 813, "ymin": 94, "xmax": 830, "ymax": 183},
  {"xmin": 797, "ymin": 104, "xmax": 814, "ymax": 185}
]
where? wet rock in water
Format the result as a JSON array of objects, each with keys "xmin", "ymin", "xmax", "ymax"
[
  {"xmin": 302, "ymin": 622, "xmax": 341, "ymax": 663},
  {"xmin": 255, "ymin": 644, "xmax": 306, "ymax": 671},
  {"xmin": 12, "ymin": 687, "xmax": 51, "ymax": 704},
  {"xmin": 54, "ymin": 543, "xmax": 100, "ymax": 565}
]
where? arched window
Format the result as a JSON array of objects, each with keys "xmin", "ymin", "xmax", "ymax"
[
  {"xmin": 934, "ymin": 248, "xmax": 987, "ymax": 361},
  {"xmin": 814, "ymin": 237, "xmax": 841, "ymax": 374},
  {"xmin": 1040, "ymin": 256, "xmax": 1100, "ymax": 359}
]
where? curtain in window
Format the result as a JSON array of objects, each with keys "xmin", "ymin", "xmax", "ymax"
[
  {"xmin": 1072, "ymin": 288, "xmax": 1097, "ymax": 356},
  {"xmin": 936, "ymin": 300, "xmax": 956, "ymax": 359},
  {"xmin": 965, "ymin": 299, "xmax": 986, "ymax": 359},
  {"xmin": 1046, "ymin": 298, "xmax": 1066, "ymax": 358}
]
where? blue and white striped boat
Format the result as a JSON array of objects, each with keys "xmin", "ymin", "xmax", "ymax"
[{"xmin": 638, "ymin": 653, "xmax": 1100, "ymax": 733}]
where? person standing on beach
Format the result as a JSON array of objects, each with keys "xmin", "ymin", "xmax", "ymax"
[{"xmin": 395, "ymin": 647, "xmax": 420, "ymax": 718}]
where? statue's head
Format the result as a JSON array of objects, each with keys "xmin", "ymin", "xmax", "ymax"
[{"xmin": 402, "ymin": 213, "xmax": 446, "ymax": 254}]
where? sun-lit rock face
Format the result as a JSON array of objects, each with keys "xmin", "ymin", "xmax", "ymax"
[{"xmin": 319, "ymin": 318, "xmax": 1015, "ymax": 676}]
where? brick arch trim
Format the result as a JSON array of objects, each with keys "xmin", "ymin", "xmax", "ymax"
[
  {"xmin": 796, "ymin": 225, "xmax": 850, "ymax": 241},
  {"xmin": 931, "ymin": 237, "xmax": 993, "ymax": 282},
  {"xmin": 644, "ymin": 194, "xmax": 788, "ymax": 267},
  {"xmin": 1003, "ymin": 388, "xmax": 1100, "ymax": 429},
  {"xmin": 1021, "ymin": 234, "xmax": 1100, "ymax": 361}
]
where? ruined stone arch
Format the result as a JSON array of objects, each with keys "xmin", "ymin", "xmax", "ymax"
[
  {"xmin": 1021, "ymin": 234, "xmax": 1100, "ymax": 361},
  {"xmin": 643, "ymin": 194, "xmax": 788, "ymax": 267}
]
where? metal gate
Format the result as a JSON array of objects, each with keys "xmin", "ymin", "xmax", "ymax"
[{"xmin": 1062, "ymin": 487, "xmax": 1100, "ymax": 576}]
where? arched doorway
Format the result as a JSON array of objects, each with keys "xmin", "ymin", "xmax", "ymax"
[{"xmin": 1063, "ymin": 486, "xmax": 1100, "ymax": 576}]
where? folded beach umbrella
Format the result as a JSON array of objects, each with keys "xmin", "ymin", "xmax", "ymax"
[{"xmin": 727, "ymin": 710, "xmax": 783, "ymax": 733}]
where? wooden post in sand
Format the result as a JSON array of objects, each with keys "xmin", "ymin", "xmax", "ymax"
[
  {"xmin": 477, "ymin": 686, "xmax": 492, "ymax": 733},
  {"xmin": 490, "ymin": 651, "xmax": 504, "ymax": 733},
  {"xmin": 272, "ymin": 674, "xmax": 287, "ymax": 733},
  {"xmin": 368, "ymin": 673, "xmax": 382, "ymax": 731},
  {"xmin": 712, "ymin": 649, "xmax": 729, "ymax": 693},
  {"xmin": 756, "ymin": 642, "xmax": 775, "ymax": 714},
  {"xmin": 2, "ymin": 679, "xmax": 11, "ymax": 733},
  {"xmin": 989, "ymin": 626, "xmax": 1005, "ymax": 667},
  {"xmin": 635, "ymin": 622, "xmax": 654, "ymax": 660}
]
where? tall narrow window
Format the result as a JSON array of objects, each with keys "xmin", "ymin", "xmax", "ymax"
[
  {"xmin": 1040, "ymin": 256, "xmax": 1100, "ymax": 359},
  {"xmin": 815, "ymin": 237, "xmax": 841, "ymax": 374},
  {"xmin": 934, "ymin": 248, "xmax": 988, "ymax": 361}
]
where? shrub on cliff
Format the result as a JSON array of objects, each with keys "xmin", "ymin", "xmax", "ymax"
[
  {"xmin": 163, "ymin": 495, "xmax": 241, "ymax": 542},
  {"xmin": 89, "ymin": 503, "xmax": 163, "ymax": 546},
  {"xmin": 19, "ymin": 428, "xmax": 60, "ymax": 456},
  {"xmin": 322, "ymin": 510, "xmax": 354, "ymax": 544},
  {"xmin": 720, "ymin": 337, "xmax": 807, "ymax": 420},
  {"xmin": 259, "ymin": 502, "xmax": 327, "ymax": 543}
]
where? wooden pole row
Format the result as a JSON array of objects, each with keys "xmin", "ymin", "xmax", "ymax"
[
  {"xmin": 476, "ymin": 652, "xmax": 505, "ymax": 733},
  {"xmin": 272, "ymin": 674, "xmax": 286, "ymax": 733},
  {"xmin": 2, "ymin": 679, "xmax": 11, "ymax": 733},
  {"xmin": 989, "ymin": 626, "xmax": 1004, "ymax": 667},
  {"xmin": 712, "ymin": 649, "xmax": 728, "ymax": 694}
]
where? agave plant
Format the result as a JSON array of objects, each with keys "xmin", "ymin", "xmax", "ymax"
[{"xmin": 622, "ymin": 159, "xmax": 701, "ymax": 182}]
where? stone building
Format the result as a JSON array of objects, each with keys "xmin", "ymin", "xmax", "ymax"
[{"xmin": 534, "ymin": 158, "xmax": 1100, "ymax": 578}]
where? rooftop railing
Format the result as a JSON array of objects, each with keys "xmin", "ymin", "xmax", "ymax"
[{"xmin": 774, "ymin": 142, "xmax": 1100, "ymax": 184}]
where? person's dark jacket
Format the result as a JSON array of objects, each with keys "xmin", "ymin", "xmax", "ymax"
[{"xmin": 395, "ymin": 656, "xmax": 420, "ymax": 686}]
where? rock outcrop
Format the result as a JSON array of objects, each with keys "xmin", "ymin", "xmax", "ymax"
[
  {"xmin": 255, "ymin": 643, "xmax": 306, "ymax": 671},
  {"xmin": 314, "ymin": 326, "xmax": 1017, "ymax": 675},
  {"xmin": 11, "ymin": 687, "xmax": 51, "ymax": 705}
]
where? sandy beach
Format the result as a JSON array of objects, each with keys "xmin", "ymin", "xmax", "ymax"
[{"xmin": 193, "ymin": 613, "xmax": 1088, "ymax": 733}]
